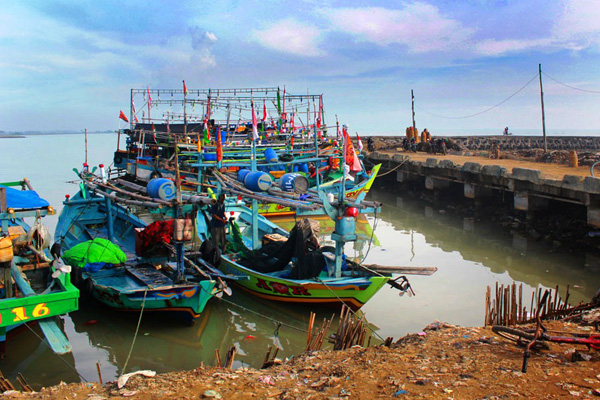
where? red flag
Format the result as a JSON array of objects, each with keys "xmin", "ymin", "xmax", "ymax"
[
  {"xmin": 183, "ymin": 80, "xmax": 188, "ymax": 95},
  {"xmin": 356, "ymin": 132, "xmax": 363, "ymax": 152},
  {"xmin": 290, "ymin": 135, "xmax": 294, "ymax": 149},
  {"xmin": 216, "ymin": 127, "xmax": 223, "ymax": 162},
  {"xmin": 119, "ymin": 110, "xmax": 129, "ymax": 123},
  {"xmin": 262, "ymin": 100, "xmax": 267, "ymax": 122},
  {"xmin": 343, "ymin": 127, "xmax": 361, "ymax": 172}
]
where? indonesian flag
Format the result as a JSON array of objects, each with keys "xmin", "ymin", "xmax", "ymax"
[
  {"xmin": 183, "ymin": 80, "xmax": 188, "ymax": 95},
  {"xmin": 343, "ymin": 127, "xmax": 361, "ymax": 172},
  {"xmin": 216, "ymin": 126, "xmax": 223, "ymax": 162},
  {"xmin": 147, "ymin": 86, "xmax": 152, "ymax": 122},
  {"xmin": 356, "ymin": 132, "xmax": 363, "ymax": 152},
  {"xmin": 119, "ymin": 110, "xmax": 129, "ymax": 123},
  {"xmin": 131, "ymin": 100, "xmax": 139, "ymax": 123},
  {"xmin": 316, "ymin": 97, "xmax": 322, "ymax": 128},
  {"xmin": 251, "ymin": 101, "xmax": 259, "ymax": 141}
]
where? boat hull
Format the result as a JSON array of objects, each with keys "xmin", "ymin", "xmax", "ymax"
[{"xmin": 218, "ymin": 257, "xmax": 389, "ymax": 311}]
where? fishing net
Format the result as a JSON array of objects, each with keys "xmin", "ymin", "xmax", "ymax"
[
  {"xmin": 63, "ymin": 237, "xmax": 127, "ymax": 268},
  {"xmin": 234, "ymin": 218, "xmax": 326, "ymax": 279}
]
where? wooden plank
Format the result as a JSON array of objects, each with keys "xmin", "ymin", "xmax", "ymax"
[
  {"xmin": 362, "ymin": 264, "xmax": 437, "ymax": 276},
  {"xmin": 38, "ymin": 318, "xmax": 72, "ymax": 355}
]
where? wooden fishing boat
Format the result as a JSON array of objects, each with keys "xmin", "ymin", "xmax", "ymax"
[
  {"xmin": 0, "ymin": 179, "xmax": 79, "ymax": 356},
  {"xmin": 54, "ymin": 170, "xmax": 219, "ymax": 323},
  {"xmin": 196, "ymin": 203, "xmax": 407, "ymax": 311},
  {"xmin": 113, "ymin": 86, "xmax": 376, "ymax": 219}
]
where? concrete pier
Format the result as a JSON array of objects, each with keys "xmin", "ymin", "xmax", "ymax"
[{"xmin": 367, "ymin": 150, "xmax": 600, "ymax": 228}]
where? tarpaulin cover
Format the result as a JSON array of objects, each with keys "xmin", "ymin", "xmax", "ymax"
[
  {"xmin": 63, "ymin": 238, "xmax": 127, "ymax": 268},
  {"xmin": 0, "ymin": 185, "xmax": 49, "ymax": 209}
]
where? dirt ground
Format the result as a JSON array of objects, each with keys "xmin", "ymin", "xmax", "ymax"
[{"xmin": 5, "ymin": 315, "xmax": 600, "ymax": 399}]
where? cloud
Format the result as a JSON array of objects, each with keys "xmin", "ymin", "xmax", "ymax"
[
  {"xmin": 251, "ymin": 19, "xmax": 324, "ymax": 57},
  {"xmin": 319, "ymin": 3, "xmax": 475, "ymax": 53},
  {"xmin": 475, "ymin": 0, "xmax": 600, "ymax": 56},
  {"xmin": 553, "ymin": 0, "xmax": 600, "ymax": 50},
  {"xmin": 475, "ymin": 38, "xmax": 554, "ymax": 56}
]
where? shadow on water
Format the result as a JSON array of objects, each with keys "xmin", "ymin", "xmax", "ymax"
[{"xmin": 369, "ymin": 187, "xmax": 599, "ymax": 302}]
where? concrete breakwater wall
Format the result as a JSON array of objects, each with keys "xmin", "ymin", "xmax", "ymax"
[
  {"xmin": 367, "ymin": 151, "xmax": 600, "ymax": 229},
  {"xmin": 368, "ymin": 135, "xmax": 600, "ymax": 152}
]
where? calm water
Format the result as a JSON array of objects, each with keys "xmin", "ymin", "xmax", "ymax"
[{"xmin": 0, "ymin": 134, "xmax": 597, "ymax": 388}]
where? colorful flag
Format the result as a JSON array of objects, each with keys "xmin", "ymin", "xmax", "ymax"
[
  {"xmin": 216, "ymin": 127, "xmax": 223, "ymax": 162},
  {"xmin": 183, "ymin": 80, "xmax": 188, "ymax": 95},
  {"xmin": 203, "ymin": 119, "xmax": 211, "ymax": 144},
  {"xmin": 290, "ymin": 134, "xmax": 294, "ymax": 149},
  {"xmin": 343, "ymin": 126, "xmax": 361, "ymax": 172},
  {"xmin": 356, "ymin": 132, "xmax": 363, "ymax": 152},
  {"xmin": 119, "ymin": 110, "xmax": 129, "ymax": 123},
  {"xmin": 251, "ymin": 101, "xmax": 259, "ymax": 141}
]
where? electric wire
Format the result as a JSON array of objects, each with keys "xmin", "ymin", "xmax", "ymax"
[
  {"xmin": 542, "ymin": 72, "xmax": 600, "ymax": 94},
  {"xmin": 416, "ymin": 73, "xmax": 539, "ymax": 119}
]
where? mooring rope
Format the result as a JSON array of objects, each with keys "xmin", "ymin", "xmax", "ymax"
[
  {"xmin": 315, "ymin": 278, "xmax": 385, "ymax": 342},
  {"xmin": 214, "ymin": 295, "xmax": 308, "ymax": 333},
  {"xmin": 121, "ymin": 288, "xmax": 148, "ymax": 375},
  {"xmin": 376, "ymin": 159, "xmax": 407, "ymax": 177},
  {"xmin": 14, "ymin": 316, "xmax": 89, "ymax": 382}
]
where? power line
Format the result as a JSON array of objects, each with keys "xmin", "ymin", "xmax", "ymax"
[
  {"xmin": 542, "ymin": 72, "xmax": 600, "ymax": 94},
  {"xmin": 416, "ymin": 73, "xmax": 539, "ymax": 119}
]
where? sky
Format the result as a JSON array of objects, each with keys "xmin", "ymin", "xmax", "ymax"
[{"xmin": 1, "ymin": 0, "xmax": 600, "ymax": 135}]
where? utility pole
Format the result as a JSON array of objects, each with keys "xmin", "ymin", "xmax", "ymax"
[
  {"xmin": 539, "ymin": 64, "xmax": 547, "ymax": 153},
  {"xmin": 411, "ymin": 89, "xmax": 416, "ymax": 133}
]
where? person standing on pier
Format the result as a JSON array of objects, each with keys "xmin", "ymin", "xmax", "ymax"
[{"xmin": 211, "ymin": 194, "xmax": 227, "ymax": 252}]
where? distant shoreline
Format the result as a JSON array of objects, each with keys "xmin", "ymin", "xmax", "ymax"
[{"xmin": 0, "ymin": 131, "xmax": 114, "ymax": 138}]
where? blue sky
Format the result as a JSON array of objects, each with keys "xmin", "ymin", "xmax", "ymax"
[{"xmin": 2, "ymin": 0, "xmax": 600, "ymax": 135}]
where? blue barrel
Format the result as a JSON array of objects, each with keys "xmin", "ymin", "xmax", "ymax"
[
  {"xmin": 147, "ymin": 178, "xmax": 176, "ymax": 200},
  {"xmin": 264, "ymin": 148, "xmax": 278, "ymax": 163},
  {"xmin": 298, "ymin": 162, "xmax": 309, "ymax": 174},
  {"xmin": 203, "ymin": 153, "xmax": 217, "ymax": 161},
  {"xmin": 237, "ymin": 169, "xmax": 251, "ymax": 182},
  {"xmin": 279, "ymin": 173, "xmax": 309, "ymax": 194},
  {"xmin": 244, "ymin": 171, "xmax": 273, "ymax": 192}
]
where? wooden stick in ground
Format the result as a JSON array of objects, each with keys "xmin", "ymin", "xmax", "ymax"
[
  {"xmin": 214, "ymin": 349, "xmax": 222, "ymax": 368},
  {"xmin": 224, "ymin": 346, "xmax": 237, "ymax": 369},
  {"xmin": 97, "ymin": 362, "xmax": 103, "ymax": 385},
  {"xmin": 262, "ymin": 347, "xmax": 273, "ymax": 369}
]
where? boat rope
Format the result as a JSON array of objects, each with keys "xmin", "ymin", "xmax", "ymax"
[
  {"xmin": 214, "ymin": 295, "xmax": 308, "ymax": 333},
  {"xmin": 121, "ymin": 289, "xmax": 148, "ymax": 375},
  {"xmin": 376, "ymin": 159, "xmax": 407, "ymax": 177},
  {"xmin": 315, "ymin": 278, "xmax": 385, "ymax": 342},
  {"xmin": 358, "ymin": 210, "xmax": 379, "ymax": 265},
  {"xmin": 15, "ymin": 317, "xmax": 90, "ymax": 382}
]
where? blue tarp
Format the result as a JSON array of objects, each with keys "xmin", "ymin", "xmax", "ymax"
[{"xmin": 0, "ymin": 185, "xmax": 49, "ymax": 209}]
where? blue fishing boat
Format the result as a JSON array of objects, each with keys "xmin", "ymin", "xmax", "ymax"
[
  {"xmin": 0, "ymin": 179, "xmax": 79, "ymax": 356},
  {"xmin": 54, "ymin": 170, "xmax": 219, "ymax": 323}
]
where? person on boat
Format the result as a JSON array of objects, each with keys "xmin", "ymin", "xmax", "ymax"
[
  {"xmin": 210, "ymin": 194, "xmax": 227, "ymax": 252},
  {"xmin": 503, "ymin": 127, "xmax": 509, "ymax": 136}
]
